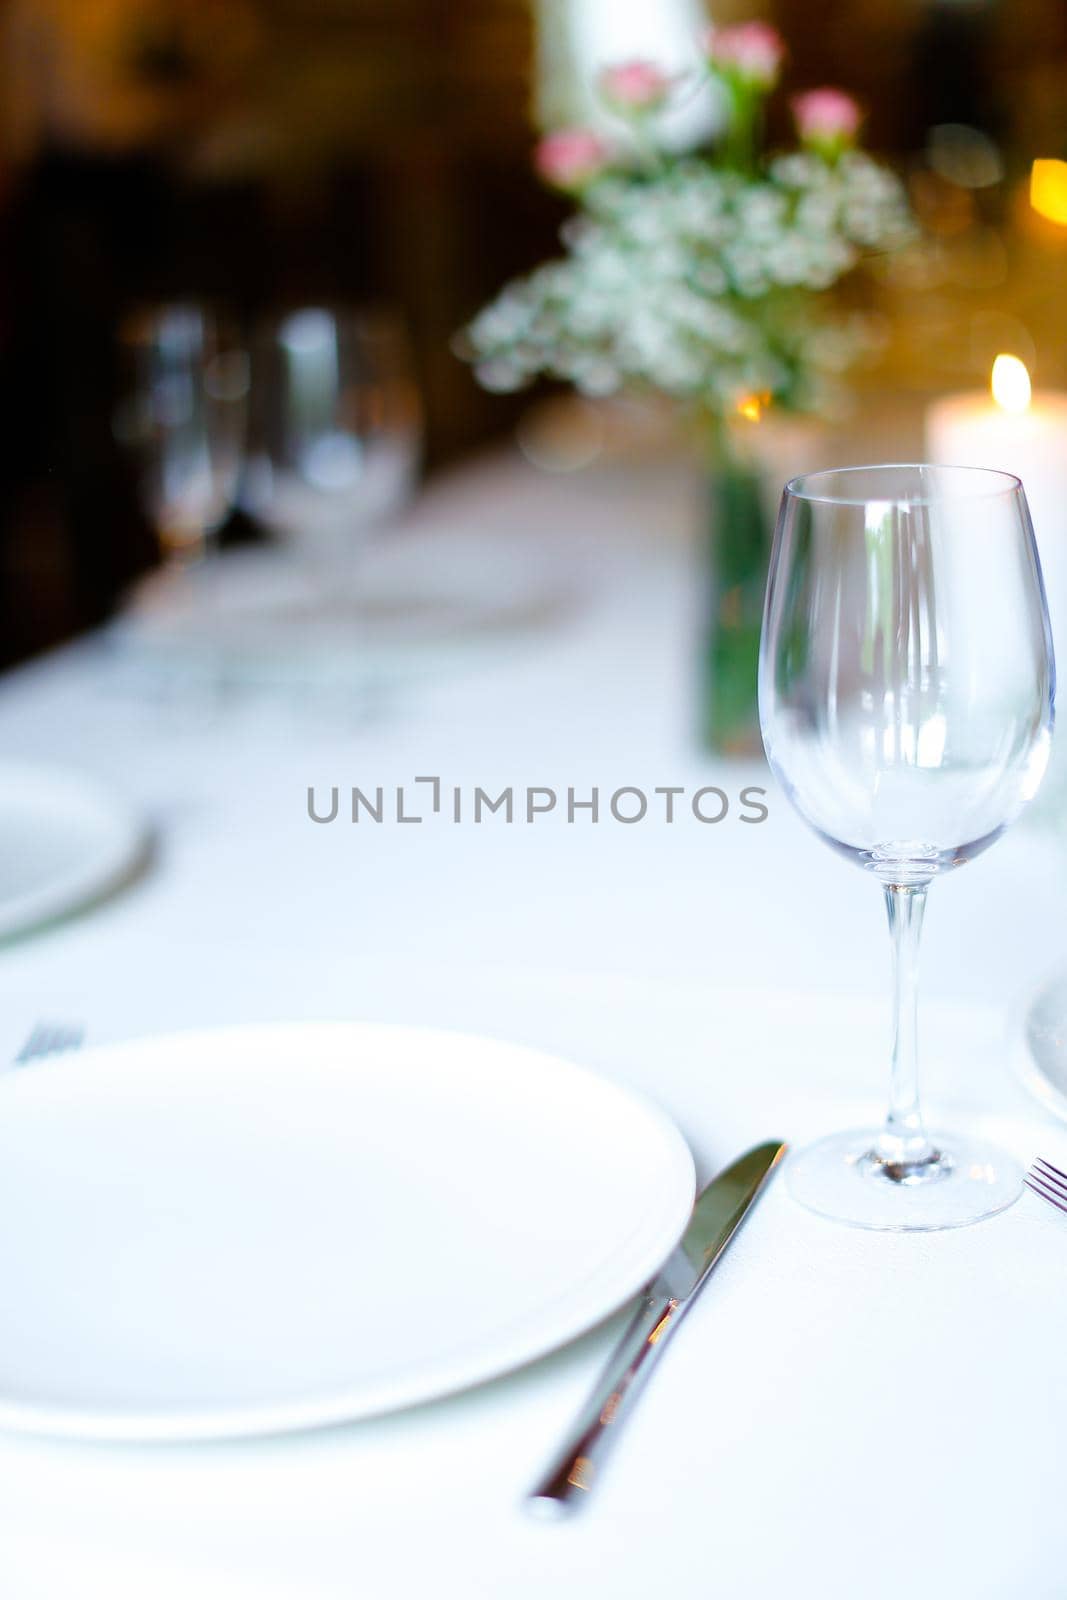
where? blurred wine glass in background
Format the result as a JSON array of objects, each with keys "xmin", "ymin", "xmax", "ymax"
[
  {"xmin": 116, "ymin": 304, "xmax": 249, "ymax": 570},
  {"xmin": 245, "ymin": 306, "xmax": 422, "ymax": 564}
]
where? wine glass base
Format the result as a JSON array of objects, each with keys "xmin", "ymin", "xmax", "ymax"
[{"xmin": 787, "ymin": 1129, "xmax": 1022, "ymax": 1230}]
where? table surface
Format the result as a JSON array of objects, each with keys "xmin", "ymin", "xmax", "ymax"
[{"xmin": 0, "ymin": 449, "xmax": 1065, "ymax": 1600}]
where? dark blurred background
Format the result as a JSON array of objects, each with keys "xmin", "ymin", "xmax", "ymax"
[{"xmin": 0, "ymin": 0, "xmax": 1065, "ymax": 664}]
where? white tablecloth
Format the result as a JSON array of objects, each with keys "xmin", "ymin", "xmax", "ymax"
[{"xmin": 0, "ymin": 450, "xmax": 1065, "ymax": 1600}]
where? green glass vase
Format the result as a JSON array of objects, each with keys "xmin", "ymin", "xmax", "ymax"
[{"xmin": 701, "ymin": 451, "xmax": 772, "ymax": 755}]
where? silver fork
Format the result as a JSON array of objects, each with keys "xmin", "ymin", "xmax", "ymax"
[
  {"xmin": 1024, "ymin": 1157, "xmax": 1067, "ymax": 1216},
  {"xmin": 12, "ymin": 1022, "xmax": 85, "ymax": 1068}
]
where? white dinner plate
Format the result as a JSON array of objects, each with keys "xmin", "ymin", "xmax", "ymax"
[
  {"xmin": 0, "ymin": 1021, "xmax": 694, "ymax": 1441},
  {"xmin": 0, "ymin": 764, "xmax": 147, "ymax": 941},
  {"xmin": 115, "ymin": 535, "xmax": 584, "ymax": 691},
  {"xmin": 1014, "ymin": 966, "xmax": 1067, "ymax": 1121}
]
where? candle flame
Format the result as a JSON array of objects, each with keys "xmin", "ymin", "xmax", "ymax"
[
  {"xmin": 991, "ymin": 354, "xmax": 1031, "ymax": 414},
  {"xmin": 735, "ymin": 392, "xmax": 769, "ymax": 423},
  {"xmin": 1031, "ymin": 159, "xmax": 1067, "ymax": 226}
]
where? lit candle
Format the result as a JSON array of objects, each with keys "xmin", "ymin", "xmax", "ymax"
[{"xmin": 926, "ymin": 357, "xmax": 1067, "ymax": 674}]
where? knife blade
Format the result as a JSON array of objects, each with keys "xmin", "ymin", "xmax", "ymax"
[{"xmin": 527, "ymin": 1139, "xmax": 787, "ymax": 1516}]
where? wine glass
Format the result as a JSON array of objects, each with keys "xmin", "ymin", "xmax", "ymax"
[
  {"xmin": 116, "ymin": 303, "xmax": 249, "ymax": 569},
  {"xmin": 760, "ymin": 464, "xmax": 1054, "ymax": 1229},
  {"xmin": 244, "ymin": 305, "xmax": 422, "ymax": 563}
]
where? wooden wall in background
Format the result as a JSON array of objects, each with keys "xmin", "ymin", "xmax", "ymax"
[{"xmin": 221, "ymin": 0, "xmax": 564, "ymax": 467}]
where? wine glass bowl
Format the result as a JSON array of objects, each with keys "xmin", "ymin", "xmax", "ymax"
[
  {"xmin": 760, "ymin": 464, "xmax": 1054, "ymax": 1229},
  {"xmin": 245, "ymin": 305, "xmax": 422, "ymax": 563},
  {"xmin": 116, "ymin": 303, "xmax": 248, "ymax": 568}
]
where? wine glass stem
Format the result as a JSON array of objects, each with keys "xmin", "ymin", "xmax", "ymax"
[
  {"xmin": 879, "ymin": 882, "xmax": 938, "ymax": 1173},
  {"xmin": 160, "ymin": 527, "xmax": 209, "ymax": 570}
]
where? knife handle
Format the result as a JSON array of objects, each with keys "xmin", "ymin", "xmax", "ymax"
[{"xmin": 527, "ymin": 1289, "xmax": 682, "ymax": 1516}]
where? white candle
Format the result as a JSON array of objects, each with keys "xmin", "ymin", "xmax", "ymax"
[{"xmin": 926, "ymin": 356, "xmax": 1067, "ymax": 677}]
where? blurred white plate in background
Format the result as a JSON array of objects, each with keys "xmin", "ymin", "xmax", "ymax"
[
  {"xmin": 0, "ymin": 764, "xmax": 146, "ymax": 940},
  {"xmin": 0, "ymin": 1020, "xmax": 694, "ymax": 1441},
  {"xmin": 115, "ymin": 537, "xmax": 583, "ymax": 691},
  {"xmin": 1016, "ymin": 969, "xmax": 1067, "ymax": 1122}
]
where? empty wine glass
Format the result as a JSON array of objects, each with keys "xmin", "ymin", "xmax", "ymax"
[
  {"xmin": 116, "ymin": 304, "xmax": 249, "ymax": 568},
  {"xmin": 760, "ymin": 464, "xmax": 1054, "ymax": 1229},
  {"xmin": 245, "ymin": 305, "xmax": 422, "ymax": 562}
]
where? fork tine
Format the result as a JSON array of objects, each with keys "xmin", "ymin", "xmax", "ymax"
[
  {"xmin": 1027, "ymin": 1168, "xmax": 1061, "ymax": 1196},
  {"xmin": 1024, "ymin": 1177, "xmax": 1067, "ymax": 1213},
  {"xmin": 1034, "ymin": 1156, "xmax": 1067, "ymax": 1188},
  {"xmin": 1032, "ymin": 1167, "xmax": 1067, "ymax": 1206},
  {"xmin": 34, "ymin": 1027, "xmax": 59, "ymax": 1059},
  {"xmin": 13, "ymin": 1024, "xmax": 46, "ymax": 1064},
  {"xmin": 11, "ymin": 1023, "xmax": 84, "ymax": 1068},
  {"xmin": 1028, "ymin": 1162, "xmax": 1064, "ymax": 1190},
  {"xmin": 1026, "ymin": 1174, "xmax": 1067, "ymax": 1216},
  {"xmin": 1026, "ymin": 1182, "xmax": 1067, "ymax": 1216}
]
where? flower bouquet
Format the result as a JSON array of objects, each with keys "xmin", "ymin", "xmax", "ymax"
[{"xmin": 460, "ymin": 22, "xmax": 915, "ymax": 751}]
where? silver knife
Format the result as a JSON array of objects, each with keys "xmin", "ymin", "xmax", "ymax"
[{"xmin": 527, "ymin": 1139, "xmax": 787, "ymax": 1515}]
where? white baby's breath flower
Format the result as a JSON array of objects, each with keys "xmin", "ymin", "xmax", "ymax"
[
  {"xmin": 768, "ymin": 152, "xmax": 823, "ymax": 190},
  {"xmin": 566, "ymin": 355, "xmax": 623, "ymax": 396},
  {"xmin": 462, "ymin": 132, "xmax": 913, "ymax": 413},
  {"xmin": 738, "ymin": 186, "xmax": 787, "ymax": 240},
  {"xmin": 474, "ymin": 358, "xmax": 527, "ymax": 392}
]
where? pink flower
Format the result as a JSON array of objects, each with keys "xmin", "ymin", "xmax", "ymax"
[
  {"xmin": 792, "ymin": 88, "xmax": 863, "ymax": 151},
  {"xmin": 534, "ymin": 129, "xmax": 611, "ymax": 191},
  {"xmin": 702, "ymin": 22, "xmax": 785, "ymax": 89},
  {"xmin": 597, "ymin": 59, "xmax": 672, "ymax": 114}
]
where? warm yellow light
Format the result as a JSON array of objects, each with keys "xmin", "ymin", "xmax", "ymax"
[
  {"xmin": 991, "ymin": 353, "xmax": 1032, "ymax": 414},
  {"xmin": 1031, "ymin": 159, "xmax": 1067, "ymax": 225},
  {"xmin": 735, "ymin": 392, "xmax": 767, "ymax": 422}
]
